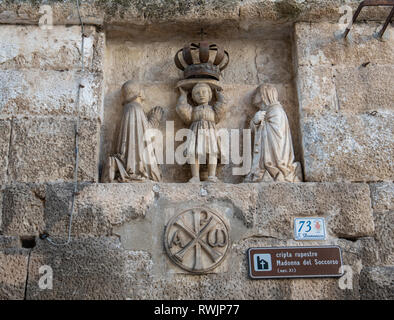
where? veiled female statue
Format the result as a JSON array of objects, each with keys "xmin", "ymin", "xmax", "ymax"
[
  {"xmin": 245, "ymin": 84, "xmax": 302, "ymax": 183},
  {"xmin": 102, "ymin": 81, "xmax": 164, "ymax": 183}
]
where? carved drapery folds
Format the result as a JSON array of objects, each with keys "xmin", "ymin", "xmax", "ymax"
[
  {"xmin": 245, "ymin": 84, "xmax": 302, "ymax": 183},
  {"xmin": 102, "ymin": 81, "xmax": 164, "ymax": 183}
]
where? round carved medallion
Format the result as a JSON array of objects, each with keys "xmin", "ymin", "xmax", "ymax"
[{"xmin": 164, "ymin": 208, "xmax": 230, "ymax": 274}]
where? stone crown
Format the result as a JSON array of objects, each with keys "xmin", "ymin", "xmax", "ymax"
[{"xmin": 174, "ymin": 42, "xmax": 229, "ymax": 81}]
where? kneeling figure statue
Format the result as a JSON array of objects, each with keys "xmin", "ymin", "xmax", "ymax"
[{"xmin": 245, "ymin": 84, "xmax": 302, "ymax": 183}]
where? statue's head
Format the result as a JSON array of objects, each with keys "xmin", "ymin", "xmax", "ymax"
[
  {"xmin": 253, "ymin": 84, "xmax": 279, "ymax": 109},
  {"xmin": 192, "ymin": 83, "xmax": 212, "ymax": 105},
  {"xmin": 121, "ymin": 80, "xmax": 144, "ymax": 103}
]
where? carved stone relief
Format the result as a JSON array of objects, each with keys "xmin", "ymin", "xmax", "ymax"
[
  {"xmin": 102, "ymin": 80, "xmax": 164, "ymax": 183},
  {"xmin": 245, "ymin": 84, "xmax": 303, "ymax": 183},
  {"xmin": 174, "ymin": 42, "xmax": 230, "ymax": 183},
  {"xmin": 164, "ymin": 207, "xmax": 230, "ymax": 274}
]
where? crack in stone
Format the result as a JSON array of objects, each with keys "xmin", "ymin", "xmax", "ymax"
[{"xmin": 23, "ymin": 249, "xmax": 32, "ymax": 301}]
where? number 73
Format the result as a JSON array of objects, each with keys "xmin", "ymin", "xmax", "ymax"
[{"xmin": 298, "ymin": 220, "xmax": 312, "ymax": 233}]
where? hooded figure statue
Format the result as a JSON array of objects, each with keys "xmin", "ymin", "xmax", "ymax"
[
  {"xmin": 245, "ymin": 84, "xmax": 302, "ymax": 183},
  {"xmin": 102, "ymin": 81, "xmax": 164, "ymax": 183}
]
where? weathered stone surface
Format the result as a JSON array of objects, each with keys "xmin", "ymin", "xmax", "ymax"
[
  {"xmin": 334, "ymin": 65, "xmax": 394, "ymax": 113},
  {"xmin": 0, "ymin": 25, "xmax": 99, "ymax": 71},
  {"xmin": 8, "ymin": 117, "xmax": 100, "ymax": 183},
  {"xmin": 0, "ymin": 185, "xmax": 3, "ymax": 231},
  {"xmin": 198, "ymin": 238, "xmax": 292, "ymax": 300},
  {"xmin": 0, "ymin": 119, "xmax": 11, "ymax": 185},
  {"xmin": 289, "ymin": 238, "xmax": 364, "ymax": 300},
  {"xmin": 43, "ymin": 183, "xmax": 155, "ymax": 237},
  {"xmin": 295, "ymin": 23, "xmax": 394, "ymax": 68},
  {"xmin": 372, "ymin": 211, "xmax": 394, "ymax": 266},
  {"xmin": 25, "ymin": 236, "xmax": 367, "ymax": 300},
  {"xmin": 255, "ymin": 183, "xmax": 374, "ymax": 240},
  {"xmin": 0, "ymin": 236, "xmax": 20, "ymax": 249},
  {"xmin": 296, "ymin": 22, "xmax": 394, "ymax": 183},
  {"xmin": 0, "ymin": 181, "xmax": 380, "ymax": 300},
  {"xmin": 0, "ymin": 248, "xmax": 30, "ymax": 300},
  {"xmin": 105, "ymin": 38, "xmax": 293, "ymax": 86},
  {"xmin": 370, "ymin": 183, "xmax": 394, "ymax": 211},
  {"xmin": 1, "ymin": 182, "xmax": 374, "ymax": 241},
  {"xmin": 0, "ymin": 1, "xmax": 389, "ymax": 26},
  {"xmin": 301, "ymin": 111, "xmax": 394, "ymax": 182},
  {"xmin": 296, "ymin": 65, "xmax": 337, "ymax": 112},
  {"xmin": 26, "ymin": 237, "xmax": 132, "ymax": 300},
  {"xmin": 0, "ymin": 70, "xmax": 103, "ymax": 119},
  {"xmin": 1, "ymin": 184, "xmax": 45, "ymax": 236},
  {"xmin": 360, "ymin": 266, "xmax": 394, "ymax": 300}
]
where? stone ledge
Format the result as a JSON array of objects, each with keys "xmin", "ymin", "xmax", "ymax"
[{"xmin": 0, "ymin": 1, "xmax": 391, "ymax": 27}]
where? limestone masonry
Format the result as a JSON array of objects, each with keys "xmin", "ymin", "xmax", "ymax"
[{"xmin": 0, "ymin": 0, "xmax": 393, "ymax": 300}]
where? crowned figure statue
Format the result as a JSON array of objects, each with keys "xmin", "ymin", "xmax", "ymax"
[{"xmin": 174, "ymin": 41, "xmax": 230, "ymax": 183}]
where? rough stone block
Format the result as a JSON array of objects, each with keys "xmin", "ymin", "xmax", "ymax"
[
  {"xmin": 0, "ymin": 185, "xmax": 3, "ymax": 231},
  {"xmin": 43, "ymin": 183, "xmax": 155, "ymax": 238},
  {"xmin": 370, "ymin": 182, "xmax": 394, "ymax": 211},
  {"xmin": 372, "ymin": 211, "xmax": 394, "ymax": 266},
  {"xmin": 0, "ymin": 70, "xmax": 103, "ymax": 119},
  {"xmin": 26, "ymin": 237, "xmax": 133, "ymax": 300},
  {"xmin": 8, "ymin": 117, "xmax": 100, "ymax": 183},
  {"xmin": 255, "ymin": 183, "xmax": 374, "ymax": 240},
  {"xmin": 199, "ymin": 238, "xmax": 293, "ymax": 300},
  {"xmin": 295, "ymin": 22, "xmax": 394, "ymax": 67},
  {"xmin": 301, "ymin": 111, "xmax": 394, "ymax": 182},
  {"xmin": 0, "ymin": 119, "xmax": 11, "ymax": 184},
  {"xmin": 0, "ymin": 25, "xmax": 99, "ymax": 71},
  {"xmin": 296, "ymin": 65, "xmax": 338, "ymax": 112},
  {"xmin": 334, "ymin": 65, "xmax": 394, "ymax": 113},
  {"xmin": 360, "ymin": 266, "xmax": 394, "ymax": 300},
  {"xmin": 0, "ymin": 236, "xmax": 20, "ymax": 249},
  {"xmin": 0, "ymin": 248, "xmax": 30, "ymax": 300},
  {"xmin": 1, "ymin": 184, "xmax": 45, "ymax": 237}
]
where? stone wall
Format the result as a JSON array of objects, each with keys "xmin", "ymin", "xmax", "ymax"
[
  {"xmin": 295, "ymin": 22, "xmax": 394, "ymax": 183},
  {"xmin": 0, "ymin": 25, "xmax": 105, "ymax": 184},
  {"xmin": 0, "ymin": 0, "xmax": 393, "ymax": 300}
]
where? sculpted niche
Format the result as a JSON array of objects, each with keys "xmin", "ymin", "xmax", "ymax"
[{"xmin": 101, "ymin": 41, "xmax": 302, "ymax": 184}]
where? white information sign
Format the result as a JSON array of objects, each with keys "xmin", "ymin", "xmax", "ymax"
[{"xmin": 294, "ymin": 218, "xmax": 326, "ymax": 240}]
